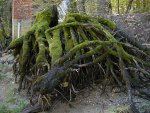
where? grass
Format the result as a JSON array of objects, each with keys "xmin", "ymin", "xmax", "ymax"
[
  {"xmin": 107, "ymin": 105, "xmax": 129, "ymax": 113},
  {"xmin": 0, "ymin": 93, "xmax": 29, "ymax": 113},
  {"xmin": 0, "ymin": 64, "xmax": 29, "ymax": 113}
]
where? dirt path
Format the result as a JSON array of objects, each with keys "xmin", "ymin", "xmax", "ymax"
[
  {"xmin": 49, "ymin": 86, "xmax": 150, "ymax": 113},
  {"xmin": 0, "ymin": 54, "xmax": 29, "ymax": 113}
]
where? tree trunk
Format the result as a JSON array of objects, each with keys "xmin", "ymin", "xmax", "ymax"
[
  {"xmin": 97, "ymin": 0, "xmax": 112, "ymax": 17},
  {"xmin": 117, "ymin": 0, "xmax": 120, "ymax": 14},
  {"xmin": 77, "ymin": 0, "xmax": 85, "ymax": 14},
  {"xmin": 0, "ymin": 17, "xmax": 7, "ymax": 51},
  {"xmin": 126, "ymin": 0, "xmax": 133, "ymax": 13}
]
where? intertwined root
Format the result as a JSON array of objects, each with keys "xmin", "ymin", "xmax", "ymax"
[{"xmin": 8, "ymin": 7, "xmax": 150, "ymax": 112}]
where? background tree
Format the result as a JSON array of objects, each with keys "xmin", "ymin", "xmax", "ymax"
[
  {"xmin": 0, "ymin": 0, "xmax": 11, "ymax": 51},
  {"xmin": 97, "ymin": 0, "xmax": 112, "ymax": 16},
  {"xmin": 126, "ymin": 0, "xmax": 133, "ymax": 13},
  {"xmin": 0, "ymin": 0, "xmax": 12, "ymax": 36},
  {"xmin": 76, "ymin": 0, "xmax": 85, "ymax": 14}
]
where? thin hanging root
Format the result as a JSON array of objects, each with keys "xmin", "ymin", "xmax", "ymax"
[
  {"xmin": 21, "ymin": 39, "xmax": 30, "ymax": 68},
  {"xmin": 77, "ymin": 27, "xmax": 88, "ymax": 41},
  {"xmin": 119, "ymin": 54, "xmax": 140, "ymax": 113},
  {"xmin": 41, "ymin": 95, "xmax": 51, "ymax": 106},
  {"xmin": 110, "ymin": 64, "xmax": 123, "ymax": 87},
  {"xmin": 46, "ymin": 22, "xmax": 80, "ymax": 33},
  {"xmin": 97, "ymin": 17, "xmax": 117, "ymax": 30},
  {"xmin": 70, "ymin": 27, "xmax": 78, "ymax": 46},
  {"xmin": 7, "ymin": 29, "xmax": 34, "ymax": 50},
  {"xmin": 132, "ymin": 58, "xmax": 150, "ymax": 76},
  {"xmin": 70, "ymin": 27, "xmax": 81, "ymax": 56},
  {"xmin": 120, "ymin": 42, "xmax": 150, "ymax": 58},
  {"xmin": 74, "ymin": 52, "xmax": 109, "ymax": 68}
]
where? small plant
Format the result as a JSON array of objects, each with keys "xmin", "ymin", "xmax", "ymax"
[{"xmin": 107, "ymin": 105, "xmax": 130, "ymax": 113}]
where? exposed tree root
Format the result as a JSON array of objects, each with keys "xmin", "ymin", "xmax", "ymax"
[{"xmin": 7, "ymin": 6, "xmax": 150, "ymax": 112}]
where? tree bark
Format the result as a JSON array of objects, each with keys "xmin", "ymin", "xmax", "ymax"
[
  {"xmin": 97, "ymin": 0, "xmax": 112, "ymax": 17},
  {"xmin": 0, "ymin": 17, "xmax": 7, "ymax": 51},
  {"xmin": 76, "ymin": 0, "xmax": 85, "ymax": 14},
  {"xmin": 126, "ymin": 0, "xmax": 133, "ymax": 13},
  {"xmin": 117, "ymin": 0, "xmax": 120, "ymax": 14}
]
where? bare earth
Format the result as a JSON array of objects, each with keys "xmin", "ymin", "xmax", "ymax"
[{"xmin": 49, "ymin": 86, "xmax": 150, "ymax": 113}]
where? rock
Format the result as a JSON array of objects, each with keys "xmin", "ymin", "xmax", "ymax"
[
  {"xmin": 0, "ymin": 60, "xmax": 5, "ymax": 64},
  {"xmin": 0, "ymin": 53, "xmax": 14, "ymax": 65},
  {"xmin": 7, "ymin": 55, "xmax": 14, "ymax": 64}
]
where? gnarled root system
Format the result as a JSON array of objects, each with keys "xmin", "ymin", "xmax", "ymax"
[{"xmin": 8, "ymin": 6, "xmax": 150, "ymax": 113}]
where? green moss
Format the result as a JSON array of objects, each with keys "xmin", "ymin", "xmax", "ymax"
[
  {"xmin": 63, "ymin": 28, "xmax": 74, "ymax": 52},
  {"xmin": 68, "ymin": 13, "xmax": 117, "ymax": 30},
  {"xmin": 46, "ymin": 22, "xmax": 80, "ymax": 33},
  {"xmin": 20, "ymin": 38, "xmax": 30, "ymax": 69},
  {"xmin": 33, "ymin": 74, "xmax": 45, "ymax": 86},
  {"xmin": 77, "ymin": 27, "xmax": 88, "ymax": 41},
  {"xmin": 8, "ymin": 37, "xmax": 23, "ymax": 50},
  {"xmin": 86, "ymin": 29, "xmax": 98, "ymax": 40},
  {"xmin": 47, "ymin": 29, "xmax": 63, "ymax": 65},
  {"xmin": 0, "ymin": 30, "xmax": 4, "ymax": 42},
  {"xmin": 65, "ymin": 16, "xmax": 76, "ymax": 23},
  {"xmin": 56, "ymin": 40, "xmax": 114, "ymax": 65},
  {"xmin": 70, "ymin": 27, "xmax": 78, "ymax": 46},
  {"xmin": 98, "ymin": 18, "xmax": 117, "ymax": 30}
]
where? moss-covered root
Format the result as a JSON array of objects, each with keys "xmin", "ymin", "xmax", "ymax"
[
  {"xmin": 7, "ymin": 6, "xmax": 59, "ymax": 91},
  {"xmin": 63, "ymin": 27, "xmax": 74, "ymax": 52},
  {"xmin": 67, "ymin": 13, "xmax": 117, "ymax": 30},
  {"xmin": 0, "ymin": 19, "xmax": 7, "ymax": 49},
  {"xmin": 7, "ymin": 36, "xmax": 23, "ymax": 50},
  {"xmin": 55, "ymin": 40, "xmax": 114, "ymax": 65},
  {"xmin": 119, "ymin": 55, "xmax": 140, "ymax": 113},
  {"xmin": 46, "ymin": 29, "xmax": 62, "ymax": 66},
  {"xmin": 32, "ymin": 66, "xmax": 71, "ymax": 94}
]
